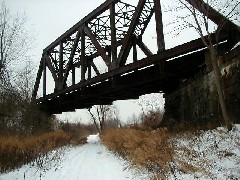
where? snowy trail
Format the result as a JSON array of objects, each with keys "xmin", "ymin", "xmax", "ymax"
[
  {"xmin": 50, "ymin": 144, "xmax": 135, "ymax": 180},
  {"xmin": 0, "ymin": 135, "xmax": 148, "ymax": 180}
]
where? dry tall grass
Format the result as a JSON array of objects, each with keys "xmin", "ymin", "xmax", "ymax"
[
  {"xmin": 102, "ymin": 125, "xmax": 226, "ymax": 178},
  {"xmin": 0, "ymin": 131, "xmax": 70, "ymax": 173},
  {"xmin": 101, "ymin": 127, "xmax": 175, "ymax": 174}
]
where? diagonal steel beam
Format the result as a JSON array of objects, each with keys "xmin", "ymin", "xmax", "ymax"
[
  {"xmin": 62, "ymin": 30, "xmax": 81, "ymax": 87},
  {"xmin": 92, "ymin": 62, "xmax": 100, "ymax": 76},
  {"xmin": 137, "ymin": 40, "xmax": 153, "ymax": 56},
  {"xmin": 117, "ymin": 0, "xmax": 147, "ymax": 67},
  {"xmin": 32, "ymin": 55, "xmax": 44, "ymax": 100},
  {"xmin": 49, "ymin": 53, "xmax": 58, "ymax": 71},
  {"xmin": 45, "ymin": 55, "xmax": 59, "ymax": 90},
  {"xmin": 84, "ymin": 26, "xmax": 111, "ymax": 68}
]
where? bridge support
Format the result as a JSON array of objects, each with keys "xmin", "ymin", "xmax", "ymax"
[{"xmin": 162, "ymin": 46, "xmax": 240, "ymax": 127}]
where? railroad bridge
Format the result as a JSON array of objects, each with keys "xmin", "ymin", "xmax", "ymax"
[{"xmin": 32, "ymin": 0, "xmax": 240, "ymax": 124}]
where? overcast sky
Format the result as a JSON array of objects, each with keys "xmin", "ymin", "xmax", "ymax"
[{"xmin": 4, "ymin": 0, "xmax": 232, "ymax": 123}]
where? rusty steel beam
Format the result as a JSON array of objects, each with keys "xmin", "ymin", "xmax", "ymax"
[
  {"xmin": 81, "ymin": 30, "xmax": 86, "ymax": 81},
  {"xmin": 87, "ymin": 39, "xmax": 124, "ymax": 61},
  {"xmin": 72, "ymin": 66, "xmax": 76, "ymax": 85},
  {"xmin": 49, "ymin": 53, "xmax": 59, "ymax": 72},
  {"xmin": 36, "ymin": 33, "xmax": 225, "ymax": 102},
  {"xmin": 117, "ymin": 0, "xmax": 147, "ymax": 67},
  {"xmin": 45, "ymin": 56, "xmax": 59, "ymax": 88},
  {"xmin": 92, "ymin": 63, "xmax": 100, "ymax": 76},
  {"xmin": 44, "ymin": 0, "xmax": 120, "ymax": 53},
  {"xmin": 153, "ymin": 0, "xmax": 165, "ymax": 52},
  {"xmin": 133, "ymin": 42, "xmax": 138, "ymax": 62},
  {"xmin": 38, "ymin": 48, "xmax": 205, "ymax": 113},
  {"xmin": 32, "ymin": 56, "xmax": 44, "ymax": 99},
  {"xmin": 84, "ymin": 26, "xmax": 111, "ymax": 68},
  {"xmin": 35, "ymin": 0, "xmax": 155, "ymax": 98},
  {"xmin": 138, "ymin": 5, "xmax": 155, "ymax": 37},
  {"xmin": 43, "ymin": 57, "xmax": 47, "ymax": 96},
  {"xmin": 88, "ymin": 65, "xmax": 92, "ymax": 79},
  {"xmin": 110, "ymin": 2, "xmax": 117, "ymax": 68},
  {"xmin": 59, "ymin": 42, "xmax": 64, "ymax": 89},
  {"xmin": 137, "ymin": 40, "xmax": 153, "ymax": 56},
  {"xmin": 62, "ymin": 30, "xmax": 81, "ymax": 86}
]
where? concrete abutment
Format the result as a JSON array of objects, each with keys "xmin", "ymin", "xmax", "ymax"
[{"xmin": 162, "ymin": 46, "xmax": 240, "ymax": 127}]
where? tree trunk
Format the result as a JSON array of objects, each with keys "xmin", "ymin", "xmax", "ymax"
[
  {"xmin": 88, "ymin": 108, "xmax": 101, "ymax": 133},
  {"xmin": 210, "ymin": 49, "xmax": 232, "ymax": 129}
]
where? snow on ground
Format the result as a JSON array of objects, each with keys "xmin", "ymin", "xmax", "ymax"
[
  {"xmin": 87, "ymin": 134, "xmax": 100, "ymax": 144},
  {"xmin": 0, "ymin": 134, "xmax": 149, "ymax": 180},
  {"xmin": 1, "ymin": 125, "xmax": 239, "ymax": 180},
  {"xmin": 168, "ymin": 124, "xmax": 240, "ymax": 180}
]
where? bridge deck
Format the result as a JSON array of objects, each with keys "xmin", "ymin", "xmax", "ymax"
[{"xmin": 37, "ymin": 38, "xmax": 208, "ymax": 113}]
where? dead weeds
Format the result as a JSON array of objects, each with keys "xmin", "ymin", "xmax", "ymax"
[
  {"xmin": 0, "ymin": 131, "xmax": 70, "ymax": 173},
  {"xmin": 101, "ymin": 128, "xmax": 174, "ymax": 174}
]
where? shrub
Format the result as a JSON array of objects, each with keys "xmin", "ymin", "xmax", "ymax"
[
  {"xmin": 101, "ymin": 128, "xmax": 174, "ymax": 173},
  {"xmin": 0, "ymin": 131, "xmax": 70, "ymax": 173},
  {"xmin": 61, "ymin": 122, "xmax": 97, "ymax": 145}
]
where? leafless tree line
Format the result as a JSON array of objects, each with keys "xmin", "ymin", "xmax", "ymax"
[{"xmin": 0, "ymin": 1, "xmax": 53, "ymax": 136}]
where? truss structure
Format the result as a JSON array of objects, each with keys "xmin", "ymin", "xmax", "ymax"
[{"xmin": 32, "ymin": 0, "xmax": 239, "ymax": 113}]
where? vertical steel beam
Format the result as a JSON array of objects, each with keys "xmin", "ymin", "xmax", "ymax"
[
  {"xmin": 133, "ymin": 40, "xmax": 138, "ymax": 73},
  {"xmin": 59, "ymin": 42, "xmax": 64, "ymax": 89},
  {"xmin": 81, "ymin": 30, "xmax": 86, "ymax": 81},
  {"xmin": 72, "ymin": 67, "xmax": 75, "ymax": 85},
  {"xmin": 43, "ymin": 57, "xmax": 47, "ymax": 97},
  {"xmin": 110, "ymin": 2, "xmax": 117, "ymax": 69},
  {"xmin": 133, "ymin": 38, "xmax": 138, "ymax": 62},
  {"xmin": 88, "ymin": 58, "xmax": 92, "ymax": 79},
  {"xmin": 153, "ymin": 0, "xmax": 165, "ymax": 52}
]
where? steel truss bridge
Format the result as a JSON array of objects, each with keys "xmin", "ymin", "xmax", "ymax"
[{"xmin": 32, "ymin": 0, "xmax": 239, "ymax": 114}]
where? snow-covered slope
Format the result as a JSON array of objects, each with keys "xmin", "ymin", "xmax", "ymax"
[{"xmin": 168, "ymin": 124, "xmax": 240, "ymax": 179}]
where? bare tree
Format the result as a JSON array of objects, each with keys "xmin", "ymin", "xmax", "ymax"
[
  {"xmin": 14, "ymin": 61, "xmax": 35, "ymax": 102},
  {"xmin": 134, "ymin": 93, "xmax": 164, "ymax": 128},
  {"xmin": 172, "ymin": 0, "xmax": 240, "ymax": 129},
  {"xmin": 137, "ymin": 94, "xmax": 164, "ymax": 120},
  {"xmin": 137, "ymin": 93, "xmax": 164, "ymax": 115},
  {"xmin": 0, "ymin": 1, "xmax": 30, "ymax": 83},
  {"xmin": 87, "ymin": 104, "xmax": 119, "ymax": 133},
  {"xmin": 0, "ymin": 1, "xmax": 42, "ymax": 135}
]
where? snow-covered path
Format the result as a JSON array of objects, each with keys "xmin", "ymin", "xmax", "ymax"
[{"xmin": 0, "ymin": 135, "xmax": 148, "ymax": 180}]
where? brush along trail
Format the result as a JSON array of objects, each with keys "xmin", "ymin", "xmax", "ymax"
[{"xmin": 0, "ymin": 134, "xmax": 148, "ymax": 180}]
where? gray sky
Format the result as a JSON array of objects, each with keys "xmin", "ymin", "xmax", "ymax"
[{"xmin": 5, "ymin": 0, "xmax": 233, "ymax": 123}]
